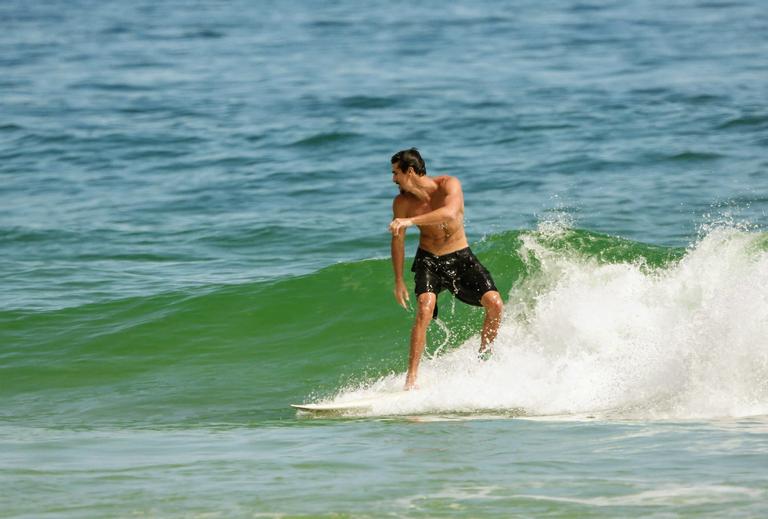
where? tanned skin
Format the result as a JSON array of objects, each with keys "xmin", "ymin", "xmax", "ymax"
[{"xmin": 388, "ymin": 163, "xmax": 503, "ymax": 390}]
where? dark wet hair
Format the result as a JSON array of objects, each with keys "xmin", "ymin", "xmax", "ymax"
[{"xmin": 391, "ymin": 148, "xmax": 426, "ymax": 176}]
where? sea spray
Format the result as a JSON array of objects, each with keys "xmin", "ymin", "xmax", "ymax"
[{"xmin": 333, "ymin": 225, "xmax": 768, "ymax": 419}]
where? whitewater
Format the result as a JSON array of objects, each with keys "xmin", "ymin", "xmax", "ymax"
[{"xmin": 330, "ymin": 223, "xmax": 768, "ymax": 420}]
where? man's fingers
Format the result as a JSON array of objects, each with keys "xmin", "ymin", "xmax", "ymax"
[
  {"xmin": 394, "ymin": 288, "xmax": 405, "ymax": 309},
  {"xmin": 389, "ymin": 221, "xmax": 401, "ymax": 235},
  {"xmin": 394, "ymin": 289, "xmax": 410, "ymax": 310}
]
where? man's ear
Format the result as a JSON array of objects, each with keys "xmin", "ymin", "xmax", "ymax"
[{"xmin": 406, "ymin": 166, "xmax": 416, "ymax": 176}]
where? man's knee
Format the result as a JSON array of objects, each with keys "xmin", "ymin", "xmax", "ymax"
[
  {"xmin": 416, "ymin": 293, "xmax": 436, "ymax": 323},
  {"xmin": 481, "ymin": 291, "xmax": 503, "ymax": 317}
]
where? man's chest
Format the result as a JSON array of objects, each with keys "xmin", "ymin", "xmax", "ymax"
[{"xmin": 405, "ymin": 196, "xmax": 447, "ymax": 217}]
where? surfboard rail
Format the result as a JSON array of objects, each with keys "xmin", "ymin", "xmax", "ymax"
[{"xmin": 291, "ymin": 392, "xmax": 409, "ymax": 413}]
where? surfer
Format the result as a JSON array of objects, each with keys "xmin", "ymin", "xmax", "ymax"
[{"xmin": 388, "ymin": 148, "xmax": 503, "ymax": 390}]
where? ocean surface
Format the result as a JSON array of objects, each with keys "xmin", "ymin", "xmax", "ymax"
[{"xmin": 2, "ymin": 0, "xmax": 768, "ymax": 516}]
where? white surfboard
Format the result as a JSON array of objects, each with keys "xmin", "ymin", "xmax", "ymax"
[{"xmin": 291, "ymin": 391, "xmax": 409, "ymax": 413}]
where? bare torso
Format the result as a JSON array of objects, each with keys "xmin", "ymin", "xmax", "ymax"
[{"xmin": 397, "ymin": 176, "xmax": 468, "ymax": 255}]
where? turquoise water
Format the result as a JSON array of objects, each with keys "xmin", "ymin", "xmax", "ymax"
[{"xmin": 2, "ymin": 0, "xmax": 768, "ymax": 516}]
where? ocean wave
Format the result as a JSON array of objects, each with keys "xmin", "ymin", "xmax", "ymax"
[{"xmin": 5, "ymin": 226, "xmax": 768, "ymax": 423}]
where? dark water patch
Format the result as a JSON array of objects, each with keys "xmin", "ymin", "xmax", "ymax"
[
  {"xmin": 442, "ymin": 117, "xmax": 502, "ymax": 131},
  {"xmin": 112, "ymin": 60, "xmax": 176, "ymax": 70},
  {"xmin": 243, "ymin": 133, "xmax": 265, "ymax": 143},
  {"xmin": 465, "ymin": 100, "xmax": 509, "ymax": 110},
  {"xmin": 501, "ymin": 178, "xmax": 545, "ymax": 190},
  {"xmin": 717, "ymin": 114, "xmax": 768, "ymax": 130},
  {"xmin": 184, "ymin": 29, "xmax": 225, "ymax": 39},
  {"xmin": 0, "ymin": 227, "xmax": 80, "ymax": 245},
  {"xmin": 629, "ymin": 87, "xmax": 673, "ymax": 98},
  {"xmin": 118, "ymin": 149, "xmax": 190, "ymax": 161},
  {"xmin": 596, "ymin": 101, "xmax": 631, "ymax": 112},
  {"xmin": 102, "ymin": 24, "xmax": 131, "ymax": 35},
  {"xmin": 0, "ymin": 54, "xmax": 45, "ymax": 67},
  {"xmin": 308, "ymin": 20, "xmax": 352, "ymax": 29},
  {"xmin": 658, "ymin": 151, "xmax": 725, "ymax": 162},
  {"xmin": 519, "ymin": 123, "xmax": 578, "ymax": 132},
  {"xmin": 539, "ymin": 154, "xmax": 631, "ymax": 175},
  {"xmin": 116, "ymin": 105, "xmax": 212, "ymax": 120},
  {"xmin": 339, "ymin": 96, "xmax": 400, "ymax": 110},
  {"xmin": 140, "ymin": 26, "xmax": 229, "ymax": 41},
  {"xmin": 698, "ymin": 1, "xmax": 749, "ymax": 7},
  {"xmin": 69, "ymin": 81, "xmax": 158, "ymax": 93},
  {"xmin": 465, "ymin": 176, "xmax": 545, "ymax": 194},
  {"xmin": 665, "ymin": 92, "xmax": 730, "ymax": 105},
  {"xmin": 0, "ymin": 151, "xmax": 26, "ymax": 162},
  {"xmin": 13, "ymin": 132, "xmax": 77, "ymax": 146},
  {"xmin": 291, "ymin": 132, "xmax": 362, "ymax": 148},
  {"xmin": 436, "ymin": 15, "xmax": 512, "ymax": 28},
  {"xmin": 566, "ymin": 36, "xmax": 626, "ymax": 47},
  {"xmin": 0, "ymin": 79, "xmax": 32, "ymax": 89},
  {"xmin": 569, "ymin": 2, "xmax": 607, "ymax": 12},
  {"xmin": 0, "ymin": 123, "xmax": 26, "ymax": 133}
]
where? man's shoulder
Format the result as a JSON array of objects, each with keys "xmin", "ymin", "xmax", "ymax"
[{"xmin": 436, "ymin": 175, "xmax": 462, "ymax": 191}]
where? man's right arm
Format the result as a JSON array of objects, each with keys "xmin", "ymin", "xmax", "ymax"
[{"xmin": 391, "ymin": 196, "xmax": 410, "ymax": 310}]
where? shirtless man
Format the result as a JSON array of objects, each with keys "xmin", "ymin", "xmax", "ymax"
[{"xmin": 388, "ymin": 148, "xmax": 504, "ymax": 390}]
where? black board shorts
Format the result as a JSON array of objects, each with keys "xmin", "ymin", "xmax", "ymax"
[{"xmin": 411, "ymin": 247, "xmax": 498, "ymax": 319}]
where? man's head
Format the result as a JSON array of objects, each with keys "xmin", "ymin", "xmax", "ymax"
[
  {"xmin": 391, "ymin": 148, "xmax": 426, "ymax": 177},
  {"xmin": 391, "ymin": 148, "xmax": 426, "ymax": 194}
]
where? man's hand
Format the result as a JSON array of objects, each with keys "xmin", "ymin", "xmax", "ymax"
[
  {"xmin": 393, "ymin": 281, "xmax": 410, "ymax": 310},
  {"xmin": 388, "ymin": 217, "xmax": 413, "ymax": 236}
]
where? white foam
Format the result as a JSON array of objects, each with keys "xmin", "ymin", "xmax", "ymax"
[
  {"xmin": 338, "ymin": 224, "xmax": 768, "ymax": 420},
  {"xmin": 516, "ymin": 484, "xmax": 765, "ymax": 507}
]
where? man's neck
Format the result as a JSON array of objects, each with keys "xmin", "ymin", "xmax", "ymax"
[{"xmin": 409, "ymin": 176, "xmax": 439, "ymax": 202}]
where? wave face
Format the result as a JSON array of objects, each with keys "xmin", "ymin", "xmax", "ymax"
[{"xmin": 3, "ymin": 225, "xmax": 768, "ymax": 424}]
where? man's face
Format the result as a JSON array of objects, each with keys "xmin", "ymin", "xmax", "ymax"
[{"xmin": 392, "ymin": 164, "xmax": 410, "ymax": 193}]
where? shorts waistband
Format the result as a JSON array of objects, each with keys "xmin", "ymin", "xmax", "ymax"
[{"xmin": 415, "ymin": 246, "xmax": 472, "ymax": 260}]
